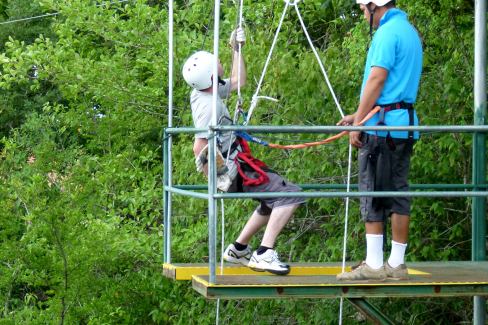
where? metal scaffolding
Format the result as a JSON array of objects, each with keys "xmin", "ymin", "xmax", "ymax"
[{"xmin": 165, "ymin": 0, "xmax": 487, "ymax": 323}]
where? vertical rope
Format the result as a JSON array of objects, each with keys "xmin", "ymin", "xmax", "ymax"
[
  {"xmin": 216, "ymin": 199, "xmax": 226, "ymax": 325},
  {"xmin": 293, "ymin": 4, "xmax": 344, "ymax": 118},
  {"xmin": 245, "ymin": 2, "xmax": 290, "ymax": 124},
  {"xmin": 338, "ymin": 143, "xmax": 354, "ymax": 324},
  {"xmin": 217, "ymin": 1, "xmax": 244, "ymax": 323},
  {"xmin": 236, "ymin": 0, "xmax": 244, "ymax": 101}
]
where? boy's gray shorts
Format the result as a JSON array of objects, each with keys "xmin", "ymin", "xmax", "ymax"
[
  {"xmin": 229, "ymin": 171, "xmax": 305, "ymax": 216},
  {"xmin": 359, "ymin": 133, "xmax": 414, "ymax": 222}
]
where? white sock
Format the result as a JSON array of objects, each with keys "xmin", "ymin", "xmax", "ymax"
[
  {"xmin": 365, "ymin": 234, "xmax": 384, "ymax": 269},
  {"xmin": 388, "ymin": 240, "xmax": 408, "ymax": 268}
]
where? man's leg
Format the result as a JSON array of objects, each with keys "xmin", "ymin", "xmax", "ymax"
[
  {"xmin": 235, "ymin": 210, "xmax": 270, "ymax": 245},
  {"xmin": 388, "ymin": 213, "xmax": 409, "ymax": 267},
  {"xmin": 336, "ymin": 219, "xmax": 387, "ymax": 280},
  {"xmin": 365, "ymin": 221, "xmax": 384, "ymax": 269},
  {"xmin": 387, "ymin": 139, "xmax": 413, "ymax": 269},
  {"xmin": 261, "ymin": 204, "xmax": 298, "ymax": 248}
]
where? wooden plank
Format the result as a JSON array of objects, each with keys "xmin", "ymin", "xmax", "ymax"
[
  {"xmin": 191, "ymin": 261, "xmax": 488, "ymax": 299},
  {"xmin": 163, "ymin": 262, "xmax": 430, "ymax": 281}
]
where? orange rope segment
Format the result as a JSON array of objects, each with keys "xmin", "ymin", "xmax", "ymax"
[{"xmin": 267, "ymin": 106, "xmax": 381, "ymax": 150}]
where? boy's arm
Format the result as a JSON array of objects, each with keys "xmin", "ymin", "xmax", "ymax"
[{"xmin": 229, "ymin": 28, "xmax": 247, "ymax": 91}]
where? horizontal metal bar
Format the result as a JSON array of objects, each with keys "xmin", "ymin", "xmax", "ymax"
[
  {"xmin": 166, "ymin": 125, "xmax": 488, "ymax": 135},
  {"xmin": 164, "ymin": 186, "xmax": 209, "ymax": 199},
  {"xmin": 174, "ymin": 184, "xmax": 488, "ymax": 190},
  {"xmin": 214, "ymin": 191, "xmax": 488, "ymax": 199}
]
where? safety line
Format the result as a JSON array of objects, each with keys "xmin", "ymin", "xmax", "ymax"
[
  {"xmin": 339, "ymin": 143, "xmax": 353, "ymax": 325},
  {"xmin": 262, "ymin": 106, "xmax": 380, "ymax": 149},
  {"xmin": 218, "ymin": 2, "xmax": 246, "ymax": 323},
  {"xmin": 245, "ymin": 2, "xmax": 290, "ymax": 125},
  {"xmin": 0, "ymin": 0, "xmax": 130, "ymax": 25},
  {"xmin": 293, "ymin": 4, "xmax": 344, "ymax": 118},
  {"xmin": 216, "ymin": 199, "xmax": 226, "ymax": 325}
]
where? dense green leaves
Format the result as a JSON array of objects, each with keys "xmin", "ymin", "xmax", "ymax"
[{"xmin": 0, "ymin": 0, "xmax": 485, "ymax": 323}]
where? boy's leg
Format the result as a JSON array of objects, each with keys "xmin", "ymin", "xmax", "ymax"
[
  {"xmin": 261, "ymin": 204, "xmax": 298, "ymax": 248},
  {"xmin": 235, "ymin": 210, "xmax": 270, "ymax": 245},
  {"xmin": 247, "ymin": 204, "xmax": 298, "ymax": 275}
]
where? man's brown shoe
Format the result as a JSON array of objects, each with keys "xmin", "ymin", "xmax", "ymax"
[
  {"xmin": 384, "ymin": 262, "xmax": 409, "ymax": 280},
  {"xmin": 336, "ymin": 262, "xmax": 386, "ymax": 281}
]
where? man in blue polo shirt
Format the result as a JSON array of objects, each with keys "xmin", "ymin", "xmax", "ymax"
[{"xmin": 336, "ymin": 0, "xmax": 423, "ymax": 280}]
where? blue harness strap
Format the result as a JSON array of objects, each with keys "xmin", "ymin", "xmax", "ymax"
[{"xmin": 235, "ymin": 131, "xmax": 269, "ymax": 146}]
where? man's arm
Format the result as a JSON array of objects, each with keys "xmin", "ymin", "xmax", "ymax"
[{"xmin": 349, "ymin": 66, "xmax": 388, "ymax": 147}]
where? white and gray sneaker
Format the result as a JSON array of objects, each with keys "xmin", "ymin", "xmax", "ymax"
[
  {"xmin": 247, "ymin": 249, "xmax": 290, "ymax": 275},
  {"xmin": 223, "ymin": 244, "xmax": 252, "ymax": 266}
]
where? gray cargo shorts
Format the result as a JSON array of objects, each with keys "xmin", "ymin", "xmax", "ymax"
[
  {"xmin": 229, "ymin": 170, "xmax": 305, "ymax": 216},
  {"xmin": 359, "ymin": 133, "xmax": 414, "ymax": 222}
]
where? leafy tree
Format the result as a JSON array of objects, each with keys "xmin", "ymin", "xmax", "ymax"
[{"xmin": 0, "ymin": 0, "xmax": 484, "ymax": 323}]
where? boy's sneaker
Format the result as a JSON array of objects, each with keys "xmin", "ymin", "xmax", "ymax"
[
  {"xmin": 384, "ymin": 262, "xmax": 409, "ymax": 280},
  {"xmin": 336, "ymin": 261, "xmax": 386, "ymax": 281},
  {"xmin": 223, "ymin": 244, "xmax": 252, "ymax": 266},
  {"xmin": 247, "ymin": 249, "xmax": 290, "ymax": 275}
]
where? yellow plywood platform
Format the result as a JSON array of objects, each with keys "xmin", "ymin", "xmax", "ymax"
[
  {"xmin": 190, "ymin": 261, "xmax": 488, "ymax": 299},
  {"xmin": 163, "ymin": 262, "xmax": 429, "ymax": 281}
]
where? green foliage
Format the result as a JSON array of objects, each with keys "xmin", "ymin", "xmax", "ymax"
[{"xmin": 0, "ymin": 0, "xmax": 484, "ymax": 324}]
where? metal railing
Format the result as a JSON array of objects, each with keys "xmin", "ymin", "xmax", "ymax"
[{"xmin": 163, "ymin": 124, "xmax": 488, "ymax": 281}]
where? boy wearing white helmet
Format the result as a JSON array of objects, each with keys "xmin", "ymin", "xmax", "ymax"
[
  {"xmin": 183, "ymin": 28, "xmax": 305, "ymax": 276},
  {"xmin": 337, "ymin": 0, "xmax": 423, "ymax": 280}
]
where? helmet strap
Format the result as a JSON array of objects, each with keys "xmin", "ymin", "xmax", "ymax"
[
  {"xmin": 366, "ymin": 3, "xmax": 376, "ymax": 51},
  {"xmin": 218, "ymin": 76, "xmax": 226, "ymax": 85}
]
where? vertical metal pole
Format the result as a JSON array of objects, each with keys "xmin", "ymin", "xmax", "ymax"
[
  {"xmin": 164, "ymin": 0, "xmax": 174, "ymax": 264},
  {"xmin": 473, "ymin": 1, "xmax": 487, "ymax": 324},
  {"xmin": 163, "ymin": 130, "xmax": 170, "ymax": 263},
  {"xmin": 208, "ymin": 0, "xmax": 221, "ymax": 285}
]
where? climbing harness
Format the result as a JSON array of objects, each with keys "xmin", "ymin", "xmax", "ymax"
[
  {"xmin": 235, "ymin": 137, "xmax": 270, "ymax": 186},
  {"xmin": 376, "ymin": 101, "xmax": 415, "ymax": 146}
]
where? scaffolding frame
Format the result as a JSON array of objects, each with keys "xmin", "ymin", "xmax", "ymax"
[{"xmin": 164, "ymin": 0, "xmax": 487, "ymax": 323}]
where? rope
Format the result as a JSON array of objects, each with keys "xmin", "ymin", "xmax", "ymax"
[
  {"xmin": 292, "ymin": 3, "xmax": 344, "ymax": 118},
  {"xmin": 263, "ymin": 106, "xmax": 380, "ymax": 149},
  {"xmin": 216, "ymin": 199, "xmax": 226, "ymax": 325},
  {"xmin": 217, "ymin": 2, "xmax": 245, "ymax": 323},
  {"xmin": 236, "ymin": 0, "xmax": 244, "ymax": 101},
  {"xmin": 246, "ymin": 0, "xmax": 345, "ymax": 124},
  {"xmin": 339, "ymin": 143, "xmax": 353, "ymax": 325},
  {"xmin": 0, "ymin": 0, "xmax": 130, "ymax": 25},
  {"xmin": 245, "ymin": 2, "xmax": 290, "ymax": 125}
]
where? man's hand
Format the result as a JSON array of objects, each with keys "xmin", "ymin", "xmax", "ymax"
[
  {"xmin": 229, "ymin": 27, "xmax": 246, "ymax": 50},
  {"xmin": 337, "ymin": 114, "xmax": 362, "ymax": 148},
  {"xmin": 349, "ymin": 131, "xmax": 362, "ymax": 148},
  {"xmin": 336, "ymin": 114, "xmax": 355, "ymax": 126}
]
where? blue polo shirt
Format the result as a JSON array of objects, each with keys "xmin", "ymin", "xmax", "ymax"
[{"xmin": 361, "ymin": 8, "xmax": 423, "ymax": 139}]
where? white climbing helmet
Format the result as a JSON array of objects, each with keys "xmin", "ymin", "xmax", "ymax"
[
  {"xmin": 356, "ymin": 0, "xmax": 391, "ymax": 6},
  {"xmin": 182, "ymin": 51, "xmax": 215, "ymax": 90}
]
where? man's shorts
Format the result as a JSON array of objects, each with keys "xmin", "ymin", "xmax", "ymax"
[
  {"xmin": 229, "ymin": 170, "xmax": 305, "ymax": 216},
  {"xmin": 359, "ymin": 133, "xmax": 414, "ymax": 222}
]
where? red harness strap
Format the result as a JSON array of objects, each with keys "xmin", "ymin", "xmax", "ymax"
[{"xmin": 235, "ymin": 137, "xmax": 269, "ymax": 186}]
